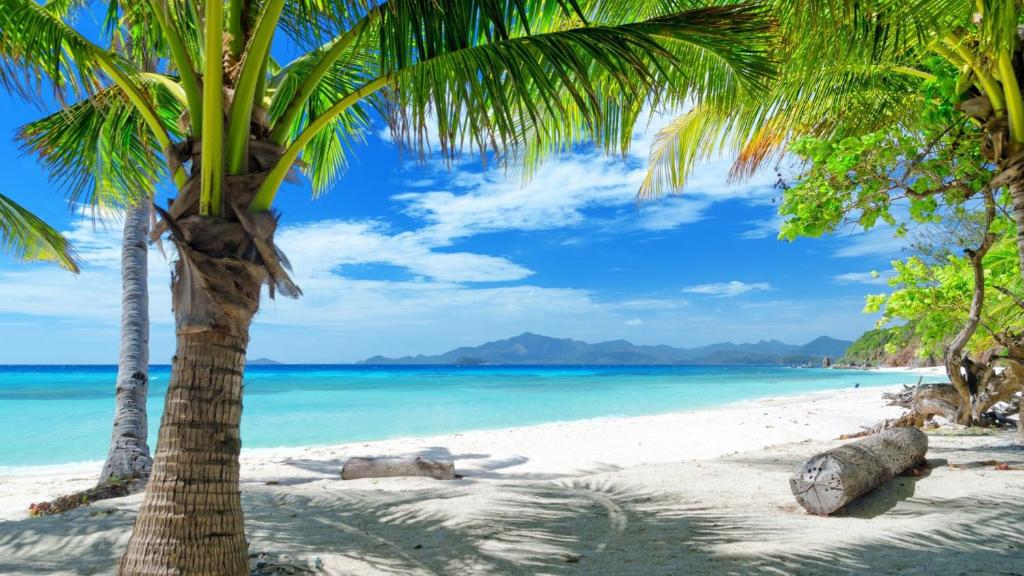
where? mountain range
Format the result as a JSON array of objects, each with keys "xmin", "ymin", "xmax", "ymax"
[{"xmin": 360, "ymin": 332, "xmax": 852, "ymax": 366}]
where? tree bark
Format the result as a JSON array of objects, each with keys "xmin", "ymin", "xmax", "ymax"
[
  {"xmin": 944, "ymin": 190, "xmax": 996, "ymax": 424},
  {"xmin": 99, "ymin": 202, "xmax": 153, "ymax": 484},
  {"xmin": 117, "ymin": 330, "xmax": 251, "ymax": 575},
  {"xmin": 1010, "ymin": 181, "xmax": 1024, "ymax": 289},
  {"xmin": 790, "ymin": 427, "xmax": 928, "ymax": 515},
  {"xmin": 117, "ymin": 170, "xmax": 297, "ymax": 575},
  {"xmin": 1009, "ymin": 182, "xmax": 1024, "ymax": 444},
  {"xmin": 117, "ymin": 180, "xmax": 274, "ymax": 574}
]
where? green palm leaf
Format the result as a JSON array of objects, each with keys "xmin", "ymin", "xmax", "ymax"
[
  {"xmin": 637, "ymin": 0, "xmax": 970, "ymax": 199},
  {"xmin": 0, "ymin": 0, "xmax": 107, "ymax": 101},
  {"xmin": 0, "ymin": 193, "xmax": 78, "ymax": 272},
  {"xmin": 378, "ymin": 3, "xmax": 775, "ymax": 163},
  {"xmin": 18, "ymin": 82, "xmax": 180, "ymax": 209}
]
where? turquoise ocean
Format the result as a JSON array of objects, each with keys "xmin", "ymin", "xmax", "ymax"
[{"xmin": 0, "ymin": 365, "xmax": 940, "ymax": 468}]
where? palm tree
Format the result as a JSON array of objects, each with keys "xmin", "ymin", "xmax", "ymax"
[
  {"xmin": 97, "ymin": 201, "xmax": 153, "ymax": 484},
  {"xmin": 1, "ymin": 0, "xmax": 774, "ymax": 572},
  {"xmin": 639, "ymin": 0, "xmax": 1024, "ymax": 436},
  {"xmin": 18, "ymin": 56, "xmax": 172, "ymax": 486},
  {"xmin": 0, "ymin": 193, "xmax": 79, "ymax": 271}
]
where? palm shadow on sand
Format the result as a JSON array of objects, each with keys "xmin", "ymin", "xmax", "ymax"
[{"xmin": 1, "ymin": 440, "xmax": 1022, "ymax": 575}]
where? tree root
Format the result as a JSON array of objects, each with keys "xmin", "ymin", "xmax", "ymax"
[{"xmin": 842, "ymin": 381, "xmax": 1020, "ymax": 439}]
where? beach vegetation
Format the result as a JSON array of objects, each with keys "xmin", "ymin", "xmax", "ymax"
[{"xmin": 637, "ymin": 1, "xmax": 1024, "ymax": 436}]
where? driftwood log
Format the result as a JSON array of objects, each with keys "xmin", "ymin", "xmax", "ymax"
[
  {"xmin": 340, "ymin": 456, "xmax": 456, "ymax": 480},
  {"xmin": 790, "ymin": 428, "xmax": 928, "ymax": 515}
]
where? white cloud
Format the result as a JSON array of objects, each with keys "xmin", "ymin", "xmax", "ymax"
[
  {"xmin": 394, "ymin": 154, "xmax": 646, "ymax": 241},
  {"xmin": 833, "ymin": 231, "xmax": 909, "ymax": 258},
  {"xmin": 681, "ymin": 281, "xmax": 772, "ymax": 297},
  {"xmin": 0, "ymin": 214, "xmax": 876, "ymax": 361},
  {"xmin": 739, "ymin": 215, "xmax": 785, "ymax": 240},
  {"xmin": 275, "ymin": 220, "xmax": 531, "ymax": 283},
  {"xmin": 0, "ymin": 216, "xmax": 174, "ymax": 325},
  {"xmin": 833, "ymin": 271, "xmax": 894, "ymax": 285},
  {"xmin": 636, "ymin": 197, "xmax": 711, "ymax": 231}
]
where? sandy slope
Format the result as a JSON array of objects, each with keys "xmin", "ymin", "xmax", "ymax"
[{"xmin": 0, "ymin": 383, "xmax": 1021, "ymax": 575}]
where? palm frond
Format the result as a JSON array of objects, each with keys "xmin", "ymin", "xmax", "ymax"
[
  {"xmin": 636, "ymin": 0, "xmax": 964, "ymax": 198},
  {"xmin": 0, "ymin": 0, "xmax": 106, "ymax": 102},
  {"xmin": 17, "ymin": 84, "xmax": 177, "ymax": 209},
  {"xmin": 379, "ymin": 3, "xmax": 775, "ymax": 164},
  {"xmin": 269, "ymin": 44, "xmax": 375, "ymax": 195},
  {"xmin": 0, "ymin": 193, "xmax": 78, "ymax": 272},
  {"xmin": 640, "ymin": 104, "xmax": 737, "ymax": 199},
  {"xmin": 278, "ymin": 0, "xmax": 379, "ymax": 49}
]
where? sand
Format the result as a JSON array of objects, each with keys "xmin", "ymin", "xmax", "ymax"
[{"xmin": 0, "ymin": 378, "xmax": 1021, "ymax": 575}]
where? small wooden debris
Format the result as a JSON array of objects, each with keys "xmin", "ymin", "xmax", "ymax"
[
  {"xmin": 249, "ymin": 552, "xmax": 316, "ymax": 575},
  {"xmin": 29, "ymin": 477, "xmax": 139, "ymax": 517},
  {"xmin": 341, "ymin": 456, "xmax": 456, "ymax": 480}
]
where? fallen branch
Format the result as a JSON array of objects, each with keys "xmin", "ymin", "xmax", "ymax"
[{"xmin": 29, "ymin": 476, "xmax": 144, "ymax": 516}]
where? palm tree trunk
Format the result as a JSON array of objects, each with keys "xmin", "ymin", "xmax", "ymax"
[
  {"xmin": 1009, "ymin": 182, "xmax": 1024, "ymax": 444},
  {"xmin": 99, "ymin": 202, "xmax": 153, "ymax": 484},
  {"xmin": 118, "ymin": 196, "xmax": 267, "ymax": 575},
  {"xmin": 117, "ymin": 330, "xmax": 251, "ymax": 575}
]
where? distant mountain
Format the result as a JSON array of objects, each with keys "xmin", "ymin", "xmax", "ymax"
[
  {"xmin": 360, "ymin": 332, "xmax": 852, "ymax": 366},
  {"xmin": 796, "ymin": 336, "xmax": 853, "ymax": 358},
  {"xmin": 248, "ymin": 357, "xmax": 282, "ymax": 365}
]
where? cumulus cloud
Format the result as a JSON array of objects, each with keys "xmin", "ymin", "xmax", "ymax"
[
  {"xmin": 384, "ymin": 107, "xmax": 781, "ymax": 241},
  {"xmin": 275, "ymin": 220, "xmax": 531, "ymax": 283},
  {"xmin": 394, "ymin": 154, "xmax": 648, "ymax": 241},
  {"xmin": 681, "ymin": 281, "xmax": 772, "ymax": 297},
  {"xmin": 636, "ymin": 197, "xmax": 711, "ymax": 231}
]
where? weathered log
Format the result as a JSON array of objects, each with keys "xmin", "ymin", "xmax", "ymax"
[
  {"xmin": 340, "ymin": 456, "xmax": 456, "ymax": 480},
  {"xmin": 790, "ymin": 428, "xmax": 928, "ymax": 515}
]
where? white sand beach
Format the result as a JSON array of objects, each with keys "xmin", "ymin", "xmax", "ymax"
[{"xmin": 0, "ymin": 380, "xmax": 1021, "ymax": 575}]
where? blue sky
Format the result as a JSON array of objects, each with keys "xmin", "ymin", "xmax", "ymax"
[{"xmin": 0, "ymin": 87, "xmax": 910, "ymax": 363}]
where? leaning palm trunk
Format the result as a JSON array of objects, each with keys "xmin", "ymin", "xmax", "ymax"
[
  {"xmin": 118, "ymin": 172, "xmax": 293, "ymax": 575},
  {"xmin": 1001, "ymin": 176, "xmax": 1024, "ymax": 444},
  {"xmin": 99, "ymin": 202, "xmax": 153, "ymax": 484}
]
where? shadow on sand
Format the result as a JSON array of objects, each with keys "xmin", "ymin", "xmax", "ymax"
[{"xmin": 0, "ymin": 442, "xmax": 1022, "ymax": 575}]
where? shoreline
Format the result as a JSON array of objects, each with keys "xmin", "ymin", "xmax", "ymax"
[
  {"xmin": 0, "ymin": 372, "xmax": 945, "ymax": 477},
  {"xmin": 0, "ymin": 383, "xmax": 917, "ymax": 518}
]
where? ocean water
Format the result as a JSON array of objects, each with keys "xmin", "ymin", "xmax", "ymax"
[{"xmin": 0, "ymin": 365, "xmax": 941, "ymax": 468}]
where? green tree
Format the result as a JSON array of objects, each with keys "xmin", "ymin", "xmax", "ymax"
[
  {"xmin": 0, "ymin": 1, "xmax": 774, "ymax": 572},
  {"xmin": 637, "ymin": 1, "xmax": 1024, "ymax": 436}
]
